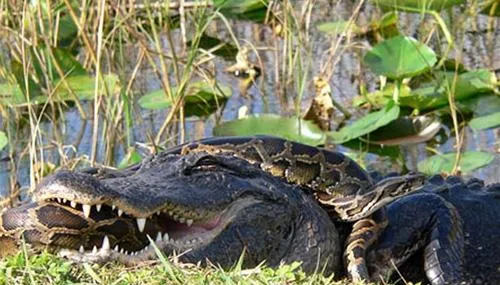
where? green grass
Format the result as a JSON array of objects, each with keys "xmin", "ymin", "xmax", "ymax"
[{"xmin": 0, "ymin": 251, "xmax": 367, "ymax": 285}]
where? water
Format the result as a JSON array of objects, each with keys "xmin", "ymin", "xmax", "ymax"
[{"xmin": 0, "ymin": 1, "xmax": 499, "ymax": 196}]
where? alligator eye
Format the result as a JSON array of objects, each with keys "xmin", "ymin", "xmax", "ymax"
[{"xmin": 183, "ymin": 156, "xmax": 219, "ymax": 175}]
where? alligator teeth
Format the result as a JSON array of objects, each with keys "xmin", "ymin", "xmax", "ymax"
[
  {"xmin": 114, "ymin": 245, "xmax": 119, "ymax": 252},
  {"xmin": 156, "ymin": 232, "xmax": 162, "ymax": 243},
  {"xmin": 101, "ymin": 236, "xmax": 110, "ymax": 251},
  {"xmin": 96, "ymin": 204, "xmax": 102, "ymax": 212},
  {"xmin": 136, "ymin": 218, "xmax": 146, "ymax": 232},
  {"xmin": 79, "ymin": 245, "xmax": 85, "ymax": 253},
  {"xmin": 186, "ymin": 219, "xmax": 193, "ymax": 226},
  {"xmin": 112, "ymin": 205, "xmax": 116, "ymax": 210},
  {"xmin": 62, "ymin": 198, "xmax": 67, "ymax": 203},
  {"xmin": 82, "ymin": 204, "xmax": 91, "ymax": 218},
  {"xmin": 120, "ymin": 248, "xmax": 125, "ymax": 254},
  {"xmin": 179, "ymin": 217, "xmax": 186, "ymax": 224},
  {"xmin": 163, "ymin": 233, "xmax": 169, "ymax": 242},
  {"xmin": 57, "ymin": 198, "xmax": 62, "ymax": 203},
  {"xmin": 92, "ymin": 245, "xmax": 97, "ymax": 255},
  {"xmin": 117, "ymin": 209, "xmax": 123, "ymax": 217},
  {"xmin": 70, "ymin": 201, "xmax": 77, "ymax": 208}
]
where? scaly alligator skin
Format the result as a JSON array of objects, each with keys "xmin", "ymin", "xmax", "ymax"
[
  {"xmin": 0, "ymin": 152, "xmax": 342, "ymax": 274},
  {"xmin": 363, "ymin": 175, "xmax": 500, "ymax": 285}
]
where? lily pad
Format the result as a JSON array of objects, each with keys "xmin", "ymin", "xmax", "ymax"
[
  {"xmin": 317, "ymin": 21, "xmax": 361, "ymax": 36},
  {"xmin": 357, "ymin": 70, "xmax": 497, "ymax": 111},
  {"xmin": 469, "ymin": 112, "xmax": 500, "ymax": 131},
  {"xmin": 0, "ymin": 131, "xmax": 7, "ymax": 151},
  {"xmin": 318, "ymin": 12, "xmax": 399, "ymax": 39},
  {"xmin": 0, "ymin": 74, "xmax": 120, "ymax": 106},
  {"xmin": 213, "ymin": 0, "xmax": 269, "ymax": 22},
  {"xmin": 417, "ymin": 151, "xmax": 494, "ymax": 175},
  {"xmin": 364, "ymin": 36, "xmax": 437, "ymax": 80},
  {"xmin": 328, "ymin": 101, "xmax": 400, "ymax": 144},
  {"xmin": 213, "ymin": 114, "xmax": 326, "ymax": 146},
  {"xmin": 342, "ymin": 138, "xmax": 402, "ymax": 159},
  {"xmin": 372, "ymin": 0, "xmax": 465, "ymax": 12},
  {"xmin": 139, "ymin": 81, "xmax": 231, "ymax": 117}
]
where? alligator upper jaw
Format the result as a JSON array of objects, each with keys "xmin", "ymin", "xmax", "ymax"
[{"xmin": 42, "ymin": 196, "xmax": 260, "ymax": 264}]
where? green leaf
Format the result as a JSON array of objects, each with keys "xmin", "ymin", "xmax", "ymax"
[
  {"xmin": 359, "ymin": 70, "xmax": 497, "ymax": 111},
  {"xmin": 0, "ymin": 74, "xmax": 120, "ymax": 106},
  {"xmin": 213, "ymin": 114, "xmax": 326, "ymax": 146},
  {"xmin": 138, "ymin": 81, "xmax": 231, "ymax": 117},
  {"xmin": 0, "ymin": 131, "xmax": 7, "ymax": 151},
  {"xmin": 371, "ymin": 0, "xmax": 465, "ymax": 12},
  {"xmin": 469, "ymin": 112, "xmax": 500, "ymax": 131},
  {"xmin": 213, "ymin": 0, "xmax": 269, "ymax": 22},
  {"xmin": 317, "ymin": 21, "xmax": 361, "ymax": 36},
  {"xmin": 364, "ymin": 36, "xmax": 437, "ymax": 79},
  {"xmin": 328, "ymin": 101, "xmax": 400, "ymax": 144},
  {"xmin": 341, "ymin": 138, "xmax": 402, "ymax": 158},
  {"xmin": 118, "ymin": 148, "xmax": 143, "ymax": 169},
  {"xmin": 0, "ymin": 83, "xmax": 29, "ymax": 106},
  {"xmin": 417, "ymin": 151, "xmax": 494, "ymax": 175},
  {"xmin": 31, "ymin": 47, "xmax": 86, "ymax": 84},
  {"xmin": 11, "ymin": 60, "xmax": 42, "ymax": 97},
  {"xmin": 403, "ymin": 70, "xmax": 497, "ymax": 110},
  {"xmin": 318, "ymin": 12, "xmax": 399, "ymax": 38},
  {"xmin": 52, "ymin": 74, "xmax": 120, "ymax": 101}
]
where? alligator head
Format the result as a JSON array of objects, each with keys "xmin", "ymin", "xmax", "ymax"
[{"xmin": 0, "ymin": 152, "xmax": 341, "ymax": 274}]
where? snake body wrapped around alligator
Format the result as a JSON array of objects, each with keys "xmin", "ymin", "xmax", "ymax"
[{"xmin": 0, "ymin": 136, "xmax": 498, "ymax": 284}]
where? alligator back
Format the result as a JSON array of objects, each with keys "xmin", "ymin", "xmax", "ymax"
[{"xmin": 425, "ymin": 176, "xmax": 500, "ymax": 283}]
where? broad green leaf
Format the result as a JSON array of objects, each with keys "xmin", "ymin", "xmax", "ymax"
[
  {"xmin": 317, "ymin": 21, "xmax": 361, "ymax": 36},
  {"xmin": 469, "ymin": 112, "xmax": 500, "ymax": 131},
  {"xmin": 11, "ymin": 60, "xmax": 42, "ymax": 97},
  {"xmin": 372, "ymin": 0, "xmax": 464, "ymax": 12},
  {"xmin": 418, "ymin": 151, "xmax": 494, "ymax": 175},
  {"xmin": 213, "ymin": 114, "xmax": 326, "ymax": 146},
  {"xmin": 213, "ymin": 0, "xmax": 268, "ymax": 21},
  {"xmin": 318, "ymin": 12, "xmax": 398, "ymax": 38},
  {"xmin": 0, "ymin": 83, "xmax": 29, "ymax": 106},
  {"xmin": 118, "ymin": 148, "xmax": 143, "ymax": 169},
  {"xmin": 358, "ymin": 70, "xmax": 497, "ymax": 111},
  {"xmin": 402, "ymin": 70, "xmax": 496, "ymax": 110},
  {"xmin": 139, "ymin": 81, "xmax": 231, "ymax": 117},
  {"xmin": 0, "ymin": 131, "xmax": 7, "ymax": 151},
  {"xmin": 342, "ymin": 138, "xmax": 402, "ymax": 158},
  {"xmin": 31, "ymin": 47, "xmax": 86, "ymax": 84},
  {"xmin": 328, "ymin": 101, "xmax": 400, "ymax": 144},
  {"xmin": 0, "ymin": 74, "xmax": 120, "ymax": 106},
  {"xmin": 457, "ymin": 93, "xmax": 500, "ymax": 116},
  {"xmin": 364, "ymin": 36, "xmax": 437, "ymax": 79}
]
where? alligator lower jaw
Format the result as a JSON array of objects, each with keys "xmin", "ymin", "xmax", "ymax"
[{"xmin": 46, "ymin": 197, "xmax": 260, "ymax": 264}]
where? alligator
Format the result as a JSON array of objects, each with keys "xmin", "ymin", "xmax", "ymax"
[{"xmin": 0, "ymin": 136, "xmax": 498, "ymax": 284}]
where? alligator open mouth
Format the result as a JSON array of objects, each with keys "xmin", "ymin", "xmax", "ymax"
[{"xmin": 43, "ymin": 196, "xmax": 258, "ymax": 263}]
